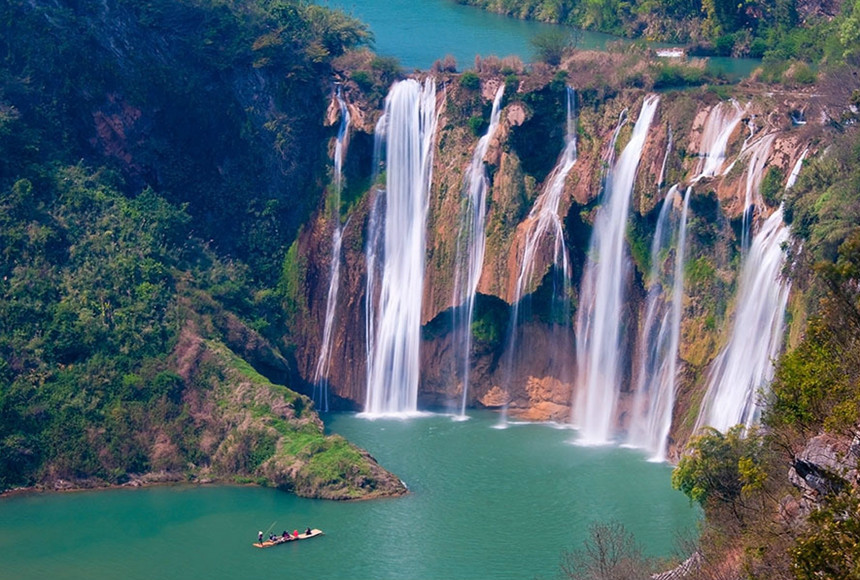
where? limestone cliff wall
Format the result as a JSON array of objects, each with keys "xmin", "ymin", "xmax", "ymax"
[{"xmin": 294, "ymin": 62, "xmax": 834, "ymax": 453}]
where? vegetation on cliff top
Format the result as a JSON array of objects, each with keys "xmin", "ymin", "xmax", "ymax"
[{"xmin": 458, "ymin": 0, "xmax": 860, "ymax": 65}]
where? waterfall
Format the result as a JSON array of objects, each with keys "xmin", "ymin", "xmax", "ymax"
[
  {"xmin": 451, "ymin": 85, "xmax": 505, "ymax": 417},
  {"xmin": 364, "ymin": 79, "xmax": 438, "ymax": 416},
  {"xmin": 501, "ymin": 86, "xmax": 578, "ymax": 425},
  {"xmin": 364, "ymin": 114, "xmax": 387, "ymax": 404},
  {"xmin": 786, "ymin": 148, "xmax": 808, "ymax": 189},
  {"xmin": 627, "ymin": 186, "xmax": 691, "ymax": 460},
  {"xmin": 739, "ymin": 133, "xmax": 776, "ymax": 250},
  {"xmin": 313, "ymin": 87, "xmax": 351, "ymax": 412},
  {"xmin": 695, "ymin": 207, "xmax": 791, "ymax": 432},
  {"xmin": 657, "ymin": 126, "xmax": 673, "ymax": 194},
  {"xmin": 694, "ymin": 100, "xmax": 745, "ymax": 181},
  {"xmin": 574, "ymin": 94, "xmax": 660, "ymax": 444}
]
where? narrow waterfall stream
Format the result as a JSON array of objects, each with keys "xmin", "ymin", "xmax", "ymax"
[
  {"xmin": 501, "ymin": 86, "xmax": 578, "ymax": 425},
  {"xmin": 694, "ymin": 100, "xmax": 745, "ymax": 180},
  {"xmin": 313, "ymin": 87, "xmax": 351, "ymax": 412},
  {"xmin": 627, "ymin": 186, "xmax": 691, "ymax": 460},
  {"xmin": 364, "ymin": 79, "xmax": 438, "ymax": 416},
  {"xmin": 451, "ymin": 85, "xmax": 505, "ymax": 417},
  {"xmin": 574, "ymin": 95, "xmax": 660, "ymax": 444}
]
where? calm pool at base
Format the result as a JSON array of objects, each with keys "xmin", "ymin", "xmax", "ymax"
[{"xmin": 0, "ymin": 411, "xmax": 698, "ymax": 579}]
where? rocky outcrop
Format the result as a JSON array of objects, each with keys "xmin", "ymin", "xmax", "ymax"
[{"xmin": 789, "ymin": 431, "xmax": 860, "ymax": 508}]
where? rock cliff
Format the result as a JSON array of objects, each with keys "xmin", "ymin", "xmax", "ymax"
[{"xmin": 294, "ymin": 54, "xmax": 838, "ymax": 456}]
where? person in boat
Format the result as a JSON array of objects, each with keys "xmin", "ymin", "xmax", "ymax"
[
  {"xmin": 293, "ymin": 529, "xmax": 299, "ymax": 538},
  {"xmin": 305, "ymin": 527, "xmax": 312, "ymax": 536},
  {"xmin": 282, "ymin": 531, "xmax": 291, "ymax": 541},
  {"xmin": 258, "ymin": 531, "xmax": 263, "ymax": 544}
]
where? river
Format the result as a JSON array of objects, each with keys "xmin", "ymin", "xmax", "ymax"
[
  {"xmin": 319, "ymin": 0, "xmax": 759, "ymax": 77},
  {"xmin": 0, "ymin": 411, "xmax": 697, "ymax": 579}
]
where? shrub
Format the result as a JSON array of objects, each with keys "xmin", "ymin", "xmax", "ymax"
[
  {"xmin": 530, "ymin": 29, "xmax": 573, "ymax": 65},
  {"xmin": 760, "ymin": 166, "xmax": 784, "ymax": 206},
  {"xmin": 468, "ymin": 114, "xmax": 486, "ymax": 136},
  {"xmin": 460, "ymin": 71, "xmax": 480, "ymax": 90}
]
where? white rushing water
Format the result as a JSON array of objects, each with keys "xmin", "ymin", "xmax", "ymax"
[
  {"xmin": 695, "ymin": 206, "xmax": 791, "ymax": 432},
  {"xmin": 739, "ymin": 132, "xmax": 776, "ymax": 250},
  {"xmin": 313, "ymin": 87, "xmax": 351, "ymax": 412},
  {"xmin": 694, "ymin": 100, "xmax": 745, "ymax": 181},
  {"xmin": 364, "ymin": 78, "xmax": 438, "ymax": 416},
  {"xmin": 574, "ymin": 94, "xmax": 660, "ymax": 444},
  {"xmin": 501, "ymin": 87, "xmax": 578, "ymax": 425},
  {"xmin": 364, "ymin": 114, "xmax": 387, "ymax": 406},
  {"xmin": 627, "ymin": 186, "xmax": 691, "ymax": 460},
  {"xmin": 451, "ymin": 85, "xmax": 505, "ymax": 416}
]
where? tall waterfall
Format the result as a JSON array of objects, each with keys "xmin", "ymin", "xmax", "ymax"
[
  {"xmin": 364, "ymin": 79, "xmax": 438, "ymax": 416},
  {"xmin": 451, "ymin": 85, "xmax": 505, "ymax": 416},
  {"xmin": 501, "ymin": 87, "xmax": 578, "ymax": 424},
  {"xmin": 627, "ymin": 186, "xmax": 691, "ymax": 460},
  {"xmin": 695, "ymin": 207, "xmax": 791, "ymax": 432},
  {"xmin": 574, "ymin": 94, "xmax": 660, "ymax": 444},
  {"xmin": 313, "ymin": 87, "xmax": 351, "ymax": 412},
  {"xmin": 694, "ymin": 100, "xmax": 745, "ymax": 180}
]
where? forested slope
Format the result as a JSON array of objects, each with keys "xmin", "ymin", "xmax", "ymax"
[{"xmin": 0, "ymin": 0, "xmax": 405, "ymax": 499}]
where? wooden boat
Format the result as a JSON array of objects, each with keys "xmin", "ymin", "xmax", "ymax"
[{"xmin": 254, "ymin": 529, "xmax": 324, "ymax": 548}]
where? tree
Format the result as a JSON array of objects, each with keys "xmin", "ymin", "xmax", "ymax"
[
  {"xmin": 672, "ymin": 426, "xmax": 766, "ymax": 521},
  {"xmin": 559, "ymin": 521, "xmax": 653, "ymax": 580},
  {"xmin": 530, "ymin": 29, "xmax": 573, "ymax": 65}
]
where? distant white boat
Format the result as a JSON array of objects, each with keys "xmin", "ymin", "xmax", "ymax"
[{"xmin": 656, "ymin": 48, "xmax": 685, "ymax": 58}]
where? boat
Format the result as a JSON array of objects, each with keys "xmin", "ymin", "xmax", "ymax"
[{"xmin": 254, "ymin": 528, "xmax": 324, "ymax": 548}]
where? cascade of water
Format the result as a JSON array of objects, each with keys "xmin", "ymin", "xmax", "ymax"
[
  {"xmin": 627, "ymin": 186, "xmax": 691, "ymax": 460},
  {"xmin": 657, "ymin": 126, "xmax": 673, "ymax": 194},
  {"xmin": 695, "ymin": 207, "xmax": 791, "ymax": 433},
  {"xmin": 574, "ymin": 94, "xmax": 660, "ymax": 444},
  {"xmin": 364, "ymin": 114, "xmax": 387, "ymax": 400},
  {"xmin": 313, "ymin": 87, "xmax": 352, "ymax": 412},
  {"xmin": 786, "ymin": 148, "xmax": 808, "ymax": 189},
  {"xmin": 364, "ymin": 78, "xmax": 438, "ymax": 416},
  {"xmin": 451, "ymin": 85, "xmax": 505, "ymax": 417},
  {"xmin": 694, "ymin": 100, "xmax": 745, "ymax": 181},
  {"xmin": 739, "ymin": 133, "xmax": 776, "ymax": 250},
  {"xmin": 500, "ymin": 87, "xmax": 578, "ymax": 426}
]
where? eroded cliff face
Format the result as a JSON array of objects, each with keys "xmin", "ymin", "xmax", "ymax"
[{"xmin": 294, "ymin": 55, "xmax": 837, "ymax": 453}]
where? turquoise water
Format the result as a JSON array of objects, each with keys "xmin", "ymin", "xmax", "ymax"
[
  {"xmin": 0, "ymin": 412, "xmax": 698, "ymax": 579},
  {"xmin": 319, "ymin": 0, "xmax": 621, "ymax": 70},
  {"xmin": 319, "ymin": 0, "xmax": 760, "ymax": 77}
]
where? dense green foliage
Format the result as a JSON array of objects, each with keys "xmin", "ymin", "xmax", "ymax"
[
  {"xmin": 0, "ymin": 0, "xmax": 376, "ymax": 492},
  {"xmin": 672, "ymin": 426, "xmax": 766, "ymax": 511},
  {"xmin": 457, "ymin": 0, "xmax": 860, "ymax": 64},
  {"xmin": 1, "ymin": 0, "xmax": 370, "ymax": 285}
]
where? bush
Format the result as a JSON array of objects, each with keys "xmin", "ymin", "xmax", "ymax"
[
  {"xmin": 760, "ymin": 166, "xmax": 784, "ymax": 206},
  {"xmin": 468, "ymin": 114, "xmax": 486, "ymax": 136},
  {"xmin": 460, "ymin": 71, "xmax": 480, "ymax": 90},
  {"xmin": 530, "ymin": 29, "xmax": 573, "ymax": 65},
  {"xmin": 559, "ymin": 521, "xmax": 654, "ymax": 580}
]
